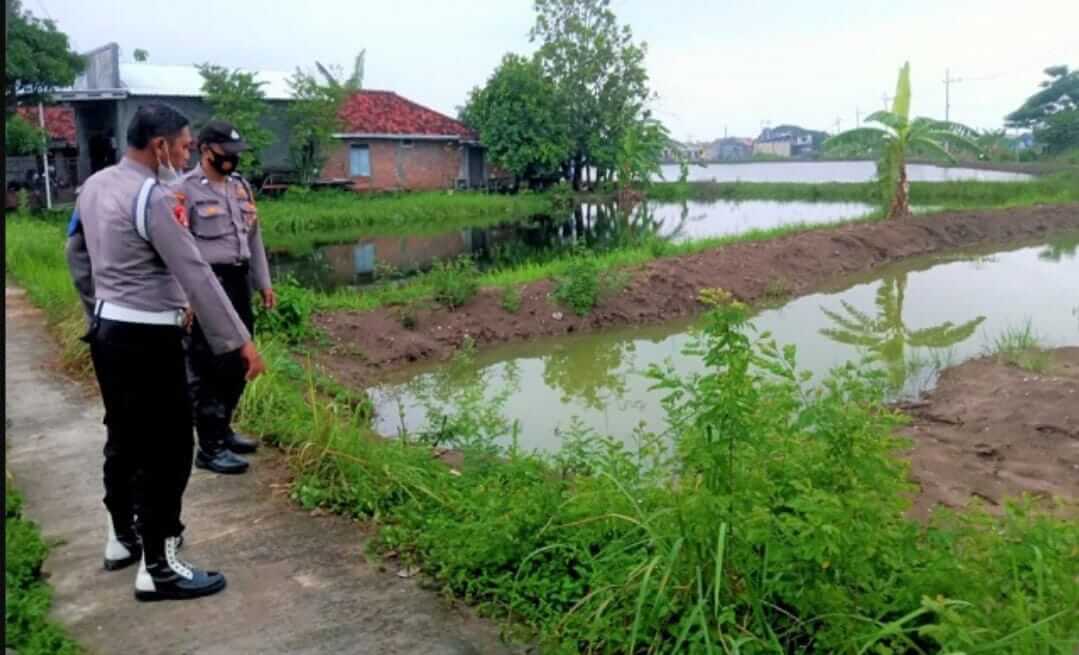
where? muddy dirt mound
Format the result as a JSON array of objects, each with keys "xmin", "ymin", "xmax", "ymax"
[
  {"xmin": 316, "ymin": 204, "xmax": 1079, "ymax": 384},
  {"xmin": 901, "ymin": 348, "xmax": 1079, "ymax": 519}
]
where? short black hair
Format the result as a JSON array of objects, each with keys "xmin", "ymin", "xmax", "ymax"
[{"xmin": 126, "ymin": 103, "xmax": 190, "ymax": 149}]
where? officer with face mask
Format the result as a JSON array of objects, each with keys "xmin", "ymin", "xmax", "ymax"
[
  {"xmin": 67, "ymin": 103, "xmax": 266, "ymax": 601},
  {"xmin": 180, "ymin": 121, "xmax": 276, "ymax": 475}
]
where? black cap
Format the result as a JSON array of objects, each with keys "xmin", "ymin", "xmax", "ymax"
[{"xmin": 198, "ymin": 120, "xmax": 249, "ymax": 154}]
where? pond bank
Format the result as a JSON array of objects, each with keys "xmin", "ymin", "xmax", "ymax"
[
  {"xmin": 315, "ymin": 203, "xmax": 1079, "ymax": 384},
  {"xmin": 900, "ymin": 347, "xmax": 1079, "ymax": 520}
]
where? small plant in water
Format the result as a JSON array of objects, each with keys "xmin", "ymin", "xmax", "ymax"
[
  {"xmin": 429, "ymin": 256, "xmax": 479, "ymax": 310},
  {"xmin": 763, "ymin": 275, "xmax": 792, "ymax": 302}
]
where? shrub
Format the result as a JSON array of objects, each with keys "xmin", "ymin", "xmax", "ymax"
[
  {"xmin": 552, "ymin": 250, "xmax": 625, "ymax": 316},
  {"xmin": 500, "ymin": 286, "xmax": 522, "ymax": 313},
  {"xmin": 254, "ymin": 277, "xmax": 316, "ymax": 344},
  {"xmin": 429, "ymin": 256, "xmax": 479, "ymax": 310}
]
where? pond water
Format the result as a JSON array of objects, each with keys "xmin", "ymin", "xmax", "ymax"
[
  {"xmin": 659, "ymin": 161, "xmax": 1033, "ymax": 183},
  {"xmin": 270, "ymin": 199, "xmax": 877, "ymax": 289},
  {"xmin": 369, "ymin": 234, "xmax": 1079, "ymax": 452}
]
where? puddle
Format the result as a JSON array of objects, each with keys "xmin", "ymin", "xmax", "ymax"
[
  {"xmin": 370, "ymin": 234, "xmax": 1079, "ymax": 451},
  {"xmin": 270, "ymin": 199, "xmax": 877, "ymax": 290}
]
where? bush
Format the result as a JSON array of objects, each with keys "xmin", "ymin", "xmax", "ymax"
[
  {"xmin": 429, "ymin": 256, "xmax": 479, "ymax": 310},
  {"xmin": 500, "ymin": 286, "xmax": 522, "ymax": 313},
  {"xmin": 552, "ymin": 250, "xmax": 624, "ymax": 316},
  {"xmin": 254, "ymin": 277, "xmax": 316, "ymax": 344}
]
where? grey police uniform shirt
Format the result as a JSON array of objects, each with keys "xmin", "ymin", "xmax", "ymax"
[
  {"xmin": 180, "ymin": 165, "xmax": 272, "ymax": 292},
  {"xmin": 65, "ymin": 230, "xmax": 96, "ymax": 325},
  {"xmin": 69, "ymin": 157, "xmax": 251, "ymax": 355}
]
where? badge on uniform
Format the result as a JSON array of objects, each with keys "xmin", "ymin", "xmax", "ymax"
[{"xmin": 173, "ymin": 191, "xmax": 189, "ymax": 228}]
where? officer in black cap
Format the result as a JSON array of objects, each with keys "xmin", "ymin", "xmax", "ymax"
[{"xmin": 180, "ymin": 120, "xmax": 277, "ymax": 475}]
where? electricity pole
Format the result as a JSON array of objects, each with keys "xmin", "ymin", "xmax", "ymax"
[
  {"xmin": 855, "ymin": 107, "xmax": 861, "ymax": 127},
  {"xmin": 943, "ymin": 68, "xmax": 963, "ymax": 122},
  {"xmin": 37, "ymin": 102, "xmax": 53, "ymax": 210}
]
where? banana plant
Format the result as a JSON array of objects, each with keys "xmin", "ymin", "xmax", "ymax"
[{"xmin": 824, "ymin": 62, "xmax": 982, "ymax": 218}]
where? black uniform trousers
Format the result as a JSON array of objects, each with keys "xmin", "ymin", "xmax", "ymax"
[
  {"xmin": 90, "ymin": 318, "xmax": 192, "ymax": 543},
  {"xmin": 187, "ymin": 263, "xmax": 255, "ymax": 452}
]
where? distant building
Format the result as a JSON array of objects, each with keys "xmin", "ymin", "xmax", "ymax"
[
  {"xmin": 321, "ymin": 90, "xmax": 487, "ymax": 191},
  {"xmin": 662, "ymin": 140, "xmax": 708, "ymax": 163},
  {"xmin": 54, "ymin": 43, "xmax": 294, "ymax": 182},
  {"xmin": 753, "ymin": 125, "xmax": 829, "ymax": 158},
  {"xmin": 709, "ymin": 137, "xmax": 753, "ymax": 161}
]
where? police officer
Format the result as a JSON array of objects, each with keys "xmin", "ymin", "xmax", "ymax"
[
  {"xmin": 68, "ymin": 103, "xmax": 266, "ymax": 602},
  {"xmin": 181, "ymin": 120, "xmax": 276, "ymax": 475}
]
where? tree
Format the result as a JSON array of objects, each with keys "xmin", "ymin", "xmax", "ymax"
[
  {"xmin": 459, "ymin": 54, "xmax": 571, "ymax": 188},
  {"xmin": 824, "ymin": 63, "xmax": 981, "ymax": 218},
  {"xmin": 1038, "ymin": 109, "xmax": 1079, "ymax": 154},
  {"xmin": 1006, "ymin": 65, "xmax": 1078, "ymax": 129},
  {"xmin": 197, "ymin": 64, "xmax": 274, "ymax": 175},
  {"xmin": 286, "ymin": 68, "xmax": 344, "ymax": 185},
  {"xmin": 820, "ymin": 273, "xmax": 985, "ymax": 392},
  {"xmin": 315, "ymin": 50, "xmax": 365, "ymax": 94},
  {"xmin": 615, "ymin": 115, "xmax": 669, "ymax": 192},
  {"xmin": 4, "ymin": 0, "xmax": 84, "ymax": 113},
  {"xmin": 5, "ymin": 113, "xmax": 46, "ymax": 155},
  {"xmin": 133, "ymin": 49, "xmax": 149, "ymax": 62},
  {"xmin": 530, "ymin": 0, "xmax": 652, "ymax": 189}
]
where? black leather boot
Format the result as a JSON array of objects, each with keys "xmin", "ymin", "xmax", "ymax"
[
  {"xmin": 104, "ymin": 513, "xmax": 141, "ymax": 571},
  {"xmin": 195, "ymin": 446, "xmax": 249, "ymax": 474},
  {"xmin": 134, "ymin": 536, "xmax": 226, "ymax": 602},
  {"xmin": 223, "ymin": 431, "xmax": 258, "ymax": 454}
]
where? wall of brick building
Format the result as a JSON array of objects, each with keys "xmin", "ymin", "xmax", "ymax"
[{"xmin": 322, "ymin": 139, "xmax": 465, "ymax": 191}]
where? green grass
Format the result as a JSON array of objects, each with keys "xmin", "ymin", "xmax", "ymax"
[
  {"xmin": 986, "ymin": 321, "xmax": 1052, "ymax": 373},
  {"xmin": 5, "ymin": 488, "xmax": 82, "ymax": 654},
  {"xmin": 258, "ymin": 189, "xmax": 552, "ymax": 255}
]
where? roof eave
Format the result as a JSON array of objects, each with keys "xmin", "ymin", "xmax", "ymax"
[
  {"xmin": 54, "ymin": 89, "xmax": 129, "ymax": 101},
  {"xmin": 332, "ymin": 132, "xmax": 473, "ymax": 141}
]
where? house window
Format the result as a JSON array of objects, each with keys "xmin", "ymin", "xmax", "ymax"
[
  {"xmin": 349, "ymin": 144, "xmax": 371, "ymax": 177},
  {"xmin": 400, "ymin": 138, "xmax": 414, "ymax": 148}
]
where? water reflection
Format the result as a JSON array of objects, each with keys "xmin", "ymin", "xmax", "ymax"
[
  {"xmin": 1039, "ymin": 232, "xmax": 1079, "ymax": 262},
  {"xmin": 368, "ymin": 240, "xmax": 1079, "ymax": 451},
  {"xmin": 270, "ymin": 199, "xmax": 877, "ymax": 290},
  {"xmin": 819, "ymin": 273, "xmax": 986, "ymax": 391}
]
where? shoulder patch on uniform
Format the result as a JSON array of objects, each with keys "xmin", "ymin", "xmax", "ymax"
[{"xmin": 172, "ymin": 190, "xmax": 189, "ymax": 228}]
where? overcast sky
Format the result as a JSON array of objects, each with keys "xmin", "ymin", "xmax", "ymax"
[{"xmin": 37, "ymin": 0, "xmax": 1079, "ymax": 141}]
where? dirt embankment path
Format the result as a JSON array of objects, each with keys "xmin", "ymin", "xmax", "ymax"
[
  {"xmin": 317, "ymin": 204, "xmax": 1079, "ymax": 385},
  {"xmin": 901, "ymin": 348, "xmax": 1079, "ymax": 519}
]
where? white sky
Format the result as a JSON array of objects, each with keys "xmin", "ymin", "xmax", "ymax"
[{"xmin": 36, "ymin": 0, "xmax": 1079, "ymax": 141}]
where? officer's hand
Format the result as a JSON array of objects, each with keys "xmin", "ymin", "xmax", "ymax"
[
  {"xmin": 239, "ymin": 341, "xmax": 266, "ymax": 381},
  {"xmin": 183, "ymin": 307, "xmax": 194, "ymax": 332},
  {"xmin": 260, "ymin": 288, "xmax": 278, "ymax": 310}
]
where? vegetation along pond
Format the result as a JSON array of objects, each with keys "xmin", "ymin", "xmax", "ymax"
[
  {"xmin": 369, "ymin": 234, "xmax": 1079, "ymax": 452},
  {"xmin": 660, "ymin": 160, "xmax": 1035, "ymax": 183}
]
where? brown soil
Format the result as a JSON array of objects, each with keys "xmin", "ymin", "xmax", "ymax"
[
  {"xmin": 900, "ymin": 348, "xmax": 1079, "ymax": 520},
  {"xmin": 317, "ymin": 204, "xmax": 1079, "ymax": 385}
]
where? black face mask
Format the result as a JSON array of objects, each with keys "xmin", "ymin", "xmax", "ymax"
[{"xmin": 207, "ymin": 149, "xmax": 239, "ymax": 175}]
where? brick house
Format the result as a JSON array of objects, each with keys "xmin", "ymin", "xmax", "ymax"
[{"xmin": 321, "ymin": 90, "xmax": 487, "ymax": 191}]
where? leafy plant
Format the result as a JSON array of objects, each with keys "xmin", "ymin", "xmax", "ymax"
[
  {"xmin": 986, "ymin": 321, "xmax": 1051, "ymax": 373},
  {"xmin": 429, "ymin": 256, "xmax": 480, "ymax": 310},
  {"xmin": 286, "ymin": 68, "xmax": 345, "ymax": 185},
  {"xmin": 552, "ymin": 250, "xmax": 609, "ymax": 315},
  {"xmin": 254, "ymin": 277, "xmax": 316, "ymax": 344},
  {"xmin": 500, "ymin": 286, "xmax": 522, "ymax": 313},
  {"xmin": 825, "ymin": 62, "xmax": 982, "ymax": 217},
  {"xmin": 5, "ymin": 113, "xmax": 46, "ymax": 155}
]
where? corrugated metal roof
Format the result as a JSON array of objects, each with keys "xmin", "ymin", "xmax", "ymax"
[{"xmin": 118, "ymin": 63, "xmax": 294, "ymax": 100}]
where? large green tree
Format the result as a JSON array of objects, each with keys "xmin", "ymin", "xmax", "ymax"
[
  {"xmin": 1038, "ymin": 108, "xmax": 1079, "ymax": 154},
  {"xmin": 459, "ymin": 53, "xmax": 571, "ymax": 188},
  {"xmin": 1006, "ymin": 65, "xmax": 1078, "ymax": 129},
  {"xmin": 4, "ymin": 0, "xmax": 84, "ymax": 113},
  {"xmin": 5, "ymin": 113, "xmax": 46, "ymax": 155},
  {"xmin": 530, "ymin": 0, "xmax": 652, "ymax": 189},
  {"xmin": 824, "ymin": 63, "xmax": 980, "ymax": 218},
  {"xmin": 286, "ymin": 68, "xmax": 344, "ymax": 185},
  {"xmin": 197, "ymin": 64, "xmax": 274, "ymax": 175}
]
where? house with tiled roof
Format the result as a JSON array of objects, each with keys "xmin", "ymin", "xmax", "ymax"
[{"xmin": 321, "ymin": 90, "xmax": 487, "ymax": 191}]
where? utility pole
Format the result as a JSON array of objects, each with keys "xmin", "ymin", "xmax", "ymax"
[
  {"xmin": 833, "ymin": 117, "xmax": 842, "ymax": 135},
  {"xmin": 37, "ymin": 102, "xmax": 53, "ymax": 210},
  {"xmin": 855, "ymin": 107, "xmax": 861, "ymax": 128},
  {"xmin": 943, "ymin": 68, "xmax": 964, "ymax": 123}
]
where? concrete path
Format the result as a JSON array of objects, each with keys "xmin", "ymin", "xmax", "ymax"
[{"xmin": 4, "ymin": 288, "xmax": 514, "ymax": 655}]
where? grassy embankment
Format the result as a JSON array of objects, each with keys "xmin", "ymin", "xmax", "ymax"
[
  {"xmin": 6, "ymin": 215, "xmax": 1078, "ymax": 652},
  {"xmin": 5, "ymin": 487, "xmax": 82, "ymax": 654}
]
